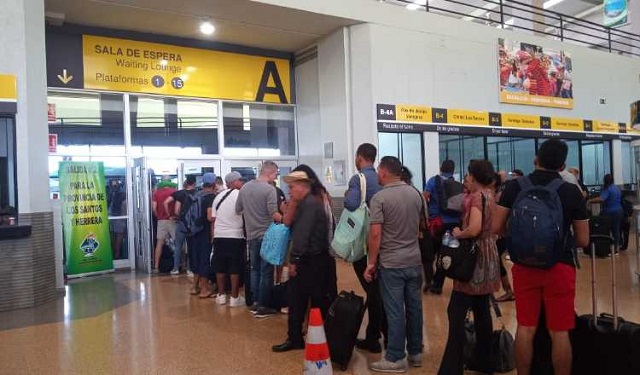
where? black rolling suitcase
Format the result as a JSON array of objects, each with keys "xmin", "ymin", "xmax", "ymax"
[
  {"xmin": 571, "ymin": 234, "xmax": 640, "ymax": 374},
  {"xmin": 324, "ymin": 291, "xmax": 365, "ymax": 371},
  {"xmin": 588, "ymin": 216, "xmax": 612, "ymax": 257}
]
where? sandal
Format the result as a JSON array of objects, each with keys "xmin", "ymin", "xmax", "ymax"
[
  {"xmin": 495, "ymin": 292, "xmax": 515, "ymax": 302},
  {"xmin": 198, "ymin": 291, "xmax": 216, "ymax": 299}
]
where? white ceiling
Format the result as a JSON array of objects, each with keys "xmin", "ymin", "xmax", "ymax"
[{"xmin": 44, "ymin": 0, "xmax": 358, "ymax": 52}]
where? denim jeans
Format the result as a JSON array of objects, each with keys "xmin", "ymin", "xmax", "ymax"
[
  {"xmin": 378, "ymin": 265, "xmax": 423, "ymax": 362},
  {"xmin": 173, "ymin": 222, "xmax": 187, "ymax": 271},
  {"xmin": 249, "ymin": 238, "xmax": 274, "ymax": 307}
]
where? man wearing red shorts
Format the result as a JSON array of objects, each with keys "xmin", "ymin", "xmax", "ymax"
[{"xmin": 492, "ymin": 139, "xmax": 589, "ymax": 375}]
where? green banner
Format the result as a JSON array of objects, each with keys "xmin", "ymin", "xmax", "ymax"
[{"xmin": 60, "ymin": 161, "xmax": 114, "ymax": 277}]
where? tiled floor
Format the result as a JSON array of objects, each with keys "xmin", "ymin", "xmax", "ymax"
[{"xmin": 0, "ymin": 247, "xmax": 639, "ymax": 374}]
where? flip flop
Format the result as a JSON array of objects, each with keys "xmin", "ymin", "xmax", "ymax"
[
  {"xmin": 496, "ymin": 293, "xmax": 515, "ymax": 302},
  {"xmin": 198, "ymin": 292, "xmax": 216, "ymax": 299}
]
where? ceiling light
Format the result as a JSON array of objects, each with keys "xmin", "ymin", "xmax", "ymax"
[
  {"xmin": 406, "ymin": 0, "xmax": 426, "ymax": 11},
  {"xmin": 199, "ymin": 21, "xmax": 215, "ymax": 35},
  {"xmin": 462, "ymin": 2, "xmax": 499, "ymax": 21},
  {"xmin": 543, "ymin": 0, "xmax": 564, "ymax": 9}
]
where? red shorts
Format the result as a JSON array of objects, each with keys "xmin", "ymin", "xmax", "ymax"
[{"xmin": 512, "ymin": 263, "xmax": 576, "ymax": 331}]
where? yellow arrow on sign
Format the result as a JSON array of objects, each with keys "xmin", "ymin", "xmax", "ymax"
[{"xmin": 57, "ymin": 69, "xmax": 73, "ymax": 84}]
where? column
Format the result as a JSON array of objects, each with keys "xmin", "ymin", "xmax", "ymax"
[
  {"xmin": 0, "ymin": 0, "xmax": 59, "ymax": 312},
  {"xmin": 505, "ymin": 0, "xmax": 547, "ymax": 35},
  {"xmin": 0, "ymin": 0, "xmax": 50, "ymax": 213}
]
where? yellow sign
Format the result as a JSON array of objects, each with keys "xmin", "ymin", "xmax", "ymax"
[
  {"xmin": 396, "ymin": 105, "xmax": 431, "ymax": 122},
  {"xmin": 448, "ymin": 110, "xmax": 489, "ymax": 126},
  {"xmin": 594, "ymin": 121, "xmax": 619, "ymax": 133},
  {"xmin": 82, "ymin": 36, "xmax": 291, "ymax": 103},
  {"xmin": 0, "ymin": 74, "xmax": 17, "ymax": 101},
  {"xmin": 551, "ymin": 118, "xmax": 583, "ymax": 132},
  {"xmin": 502, "ymin": 113, "xmax": 540, "ymax": 129},
  {"xmin": 500, "ymin": 91, "xmax": 573, "ymax": 110}
]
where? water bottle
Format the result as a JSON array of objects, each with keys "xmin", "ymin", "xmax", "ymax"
[
  {"xmin": 442, "ymin": 231, "xmax": 452, "ymax": 247},
  {"xmin": 449, "ymin": 236, "xmax": 460, "ymax": 248}
]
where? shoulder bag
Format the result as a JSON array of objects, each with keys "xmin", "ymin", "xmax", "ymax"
[{"xmin": 436, "ymin": 194, "xmax": 485, "ymax": 282}]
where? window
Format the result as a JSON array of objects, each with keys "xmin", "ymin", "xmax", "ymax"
[
  {"xmin": 130, "ymin": 96, "xmax": 219, "ymax": 155},
  {"xmin": 439, "ymin": 135, "xmax": 483, "ymax": 181},
  {"xmin": 0, "ymin": 117, "xmax": 17, "ymax": 215},
  {"xmin": 48, "ymin": 92, "xmax": 125, "ymax": 147},
  {"xmin": 223, "ymin": 103, "xmax": 295, "ymax": 156},
  {"xmin": 581, "ymin": 141, "xmax": 611, "ymax": 187},
  {"xmin": 377, "ymin": 132, "xmax": 424, "ymax": 189},
  {"xmin": 621, "ymin": 141, "xmax": 636, "ymax": 186}
]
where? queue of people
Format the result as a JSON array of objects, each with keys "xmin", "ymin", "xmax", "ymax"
[{"xmin": 149, "ymin": 138, "xmax": 597, "ymax": 375}]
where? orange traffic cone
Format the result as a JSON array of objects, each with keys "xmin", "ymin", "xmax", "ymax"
[{"xmin": 303, "ymin": 308, "xmax": 333, "ymax": 374}]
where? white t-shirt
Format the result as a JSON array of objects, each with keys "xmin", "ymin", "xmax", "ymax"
[{"xmin": 211, "ymin": 189, "xmax": 244, "ymax": 239}]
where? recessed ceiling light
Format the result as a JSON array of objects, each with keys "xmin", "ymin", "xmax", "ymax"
[
  {"xmin": 543, "ymin": 0, "xmax": 564, "ymax": 9},
  {"xmin": 199, "ymin": 21, "xmax": 215, "ymax": 35}
]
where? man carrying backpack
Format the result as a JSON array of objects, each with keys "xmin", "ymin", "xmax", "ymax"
[
  {"xmin": 424, "ymin": 160, "xmax": 462, "ymax": 295},
  {"xmin": 344, "ymin": 143, "xmax": 384, "ymax": 353},
  {"xmin": 492, "ymin": 139, "xmax": 589, "ymax": 375},
  {"xmin": 164, "ymin": 176, "xmax": 197, "ymax": 276}
]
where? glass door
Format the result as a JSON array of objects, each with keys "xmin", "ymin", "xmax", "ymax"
[
  {"xmin": 179, "ymin": 159, "xmax": 222, "ymax": 188},
  {"xmin": 226, "ymin": 159, "xmax": 298, "ymax": 197}
]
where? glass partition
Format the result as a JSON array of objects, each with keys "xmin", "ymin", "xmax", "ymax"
[
  {"xmin": 130, "ymin": 96, "xmax": 219, "ymax": 155},
  {"xmin": 223, "ymin": 103, "xmax": 295, "ymax": 157},
  {"xmin": 48, "ymin": 91, "xmax": 125, "ymax": 146},
  {"xmin": 377, "ymin": 132, "xmax": 424, "ymax": 189},
  {"xmin": 581, "ymin": 141, "xmax": 611, "ymax": 187}
]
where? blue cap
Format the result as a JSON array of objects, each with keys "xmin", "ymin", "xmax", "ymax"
[{"xmin": 202, "ymin": 172, "xmax": 216, "ymax": 185}]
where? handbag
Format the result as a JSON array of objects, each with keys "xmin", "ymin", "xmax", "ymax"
[
  {"xmin": 331, "ymin": 174, "xmax": 369, "ymax": 262},
  {"xmin": 260, "ymin": 223, "xmax": 290, "ymax": 266},
  {"xmin": 464, "ymin": 296, "xmax": 515, "ymax": 373},
  {"xmin": 490, "ymin": 297, "xmax": 516, "ymax": 373},
  {"xmin": 437, "ymin": 194, "xmax": 485, "ymax": 282}
]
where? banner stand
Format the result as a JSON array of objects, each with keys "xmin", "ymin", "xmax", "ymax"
[{"xmin": 59, "ymin": 161, "xmax": 115, "ymax": 278}]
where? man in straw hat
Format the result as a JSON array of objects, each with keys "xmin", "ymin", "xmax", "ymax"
[{"xmin": 272, "ymin": 170, "xmax": 330, "ymax": 353}]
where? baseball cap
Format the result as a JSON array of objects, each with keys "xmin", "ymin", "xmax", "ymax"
[
  {"xmin": 225, "ymin": 171, "xmax": 242, "ymax": 186},
  {"xmin": 202, "ymin": 172, "xmax": 216, "ymax": 185}
]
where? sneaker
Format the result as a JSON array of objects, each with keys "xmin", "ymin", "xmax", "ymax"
[
  {"xmin": 429, "ymin": 286, "xmax": 443, "ymax": 295},
  {"xmin": 230, "ymin": 296, "xmax": 245, "ymax": 308},
  {"xmin": 151, "ymin": 269, "xmax": 159, "ymax": 274},
  {"xmin": 170, "ymin": 269, "xmax": 180, "ymax": 276},
  {"xmin": 187, "ymin": 271, "xmax": 194, "ymax": 277},
  {"xmin": 216, "ymin": 294, "xmax": 228, "ymax": 306},
  {"xmin": 369, "ymin": 358, "xmax": 408, "ymax": 373},
  {"xmin": 255, "ymin": 306, "xmax": 278, "ymax": 318},
  {"xmin": 408, "ymin": 353, "xmax": 423, "ymax": 368},
  {"xmin": 249, "ymin": 304, "xmax": 259, "ymax": 314}
]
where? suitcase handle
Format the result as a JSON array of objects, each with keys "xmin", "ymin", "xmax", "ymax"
[{"xmin": 589, "ymin": 234, "xmax": 619, "ymax": 330}]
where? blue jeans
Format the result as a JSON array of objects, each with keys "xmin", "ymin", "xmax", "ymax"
[
  {"xmin": 173, "ymin": 222, "xmax": 187, "ymax": 271},
  {"xmin": 379, "ymin": 265, "xmax": 424, "ymax": 362},
  {"xmin": 249, "ymin": 238, "xmax": 274, "ymax": 307}
]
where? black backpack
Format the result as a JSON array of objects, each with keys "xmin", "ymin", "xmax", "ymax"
[
  {"xmin": 180, "ymin": 191, "xmax": 213, "ymax": 236},
  {"xmin": 435, "ymin": 175, "xmax": 464, "ymax": 217}
]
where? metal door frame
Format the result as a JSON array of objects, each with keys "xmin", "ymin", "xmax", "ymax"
[{"xmin": 132, "ymin": 157, "xmax": 153, "ymax": 273}]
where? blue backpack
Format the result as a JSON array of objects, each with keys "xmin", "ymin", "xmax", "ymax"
[{"xmin": 507, "ymin": 177, "xmax": 565, "ymax": 268}]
